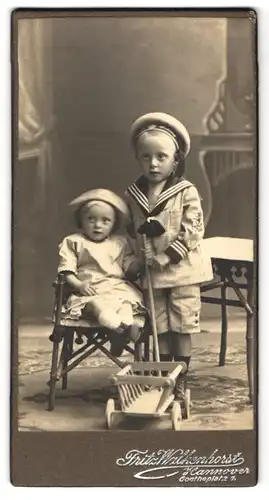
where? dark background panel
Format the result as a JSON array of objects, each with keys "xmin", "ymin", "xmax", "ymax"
[{"xmin": 15, "ymin": 16, "xmax": 256, "ymax": 321}]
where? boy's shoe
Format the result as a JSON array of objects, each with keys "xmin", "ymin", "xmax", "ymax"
[
  {"xmin": 174, "ymin": 376, "xmax": 186, "ymax": 404},
  {"xmin": 174, "ymin": 377, "xmax": 191, "ymax": 420}
]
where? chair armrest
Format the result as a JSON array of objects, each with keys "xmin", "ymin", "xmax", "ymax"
[{"xmin": 52, "ymin": 273, "xmax": 67, "ymax": 288}]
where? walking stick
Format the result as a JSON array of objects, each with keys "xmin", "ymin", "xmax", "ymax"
[{"xmin": 142, "ymin": 235, "xmax": 161, "ymax": 375}]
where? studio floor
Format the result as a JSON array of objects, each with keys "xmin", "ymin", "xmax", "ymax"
[{"xmin": 17, "ymin": 315, "xmax": 255, "ymax": 432}]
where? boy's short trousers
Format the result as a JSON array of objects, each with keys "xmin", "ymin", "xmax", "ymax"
[{"xmin": 150, "ymin": 285, "xmax": 201, "ymax": 334}]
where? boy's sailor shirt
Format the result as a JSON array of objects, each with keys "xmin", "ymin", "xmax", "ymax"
[{"xmin": 126, "ymin": 175, "xmax": 213, "ymax": 288}]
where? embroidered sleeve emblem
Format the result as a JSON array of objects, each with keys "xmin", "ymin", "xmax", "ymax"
[{"xmin": 193, "ymin": 212, "xmax": 204, "ymax": 232}]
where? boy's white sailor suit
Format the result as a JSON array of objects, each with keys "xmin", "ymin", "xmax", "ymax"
[{"xmin": 125, "ymin": 175, "xmax": 213, "ymax": 335}]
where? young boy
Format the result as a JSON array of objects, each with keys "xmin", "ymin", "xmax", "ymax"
[{"xmin": 125, "ymin": 112, "xmax": 213, "ymax": 399}]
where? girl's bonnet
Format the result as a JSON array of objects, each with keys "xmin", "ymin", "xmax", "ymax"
[{"xmin": 69, "ymin": 188, "xmax": 130, "ymax": 230}]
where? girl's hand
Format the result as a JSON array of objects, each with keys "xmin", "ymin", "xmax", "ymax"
[
  {"xmin": 126, "ymin": 260, "xmax": 143, "ymax": 281},
  {"xmin": 65, "ymin": 273, "xmax": 95, "ymax": 295},
  {"xmin": 79, "ymin": 282, "xmax": 96, "ymax": 296}
]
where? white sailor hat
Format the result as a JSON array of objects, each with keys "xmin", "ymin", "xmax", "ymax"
[{"xmin": 130, "ymin": 112, "xmax": 191, "ymax": 158}]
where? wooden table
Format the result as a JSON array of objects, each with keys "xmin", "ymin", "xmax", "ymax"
[{"xmin": 200, "ymin": 237, "xmax": 255, "ymax": 404}]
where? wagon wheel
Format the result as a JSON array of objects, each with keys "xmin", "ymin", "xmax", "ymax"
[
  {"xmin": 182, "ymin": 388, "xmax": 191, "ymax": 420},
  {"xmin": 171, "ymin": 401, "xmax": 182, "ymax": 431},
  {"xmin": 105, "ymin": 398, "xmax": 115, "ymax": 429}
]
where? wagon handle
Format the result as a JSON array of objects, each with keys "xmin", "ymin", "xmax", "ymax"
[{"xmin": 142, "ymin": 235, "xmax": 161, "ymax": 372}]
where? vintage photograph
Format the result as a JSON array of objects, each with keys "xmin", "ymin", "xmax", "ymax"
[{"xmin": 14, "ymin": 11, "xmax": 257, "ymax": 436}]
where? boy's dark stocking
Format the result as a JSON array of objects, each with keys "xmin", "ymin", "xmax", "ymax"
[
  {"xmin": 172, "ymin": 332, "xmax": 192, "ymax": 402},
  {"xmin": 172, "ymin": 332, "xmax": 191, "ymax": 358},
  {"xmin": 158, "ymin": 332, "xmax": 173, "ymax": 376},
  {"xmin": 158, "ymin": 331, "xmax": 172, "ymax": 357}
]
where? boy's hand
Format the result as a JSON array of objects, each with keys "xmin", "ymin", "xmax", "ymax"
[
  {"xmin": 144, "ymin": 240, "xmax": 154, "ymax": 261},
  {"xmin": 150, "ymin": 253, "xmax": 170, "ymax": 271},
  {"xmin": 79, "ymin": 282, "xmax": 96, "ymax": 296}
]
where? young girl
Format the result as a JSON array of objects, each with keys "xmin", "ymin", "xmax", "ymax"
[
  {"xmin": 125, "ymin": 112, "xmax": 213, "ymax": 399},
  {"xmin": 58, "ymin": 188, "xmax": 145, "ymax": 356}
]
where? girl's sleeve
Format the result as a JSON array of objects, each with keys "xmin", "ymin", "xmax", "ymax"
[
  {"xmin": 122, "ymin": 238, "xmax": 139, "ymax": 273},
  {"xmin": 164, "ymin": 186, "xmax": 205, "ymax": 264},
  {"xmin": 58, "ymin": 237, "xmax": 78, "ymax": 275}
]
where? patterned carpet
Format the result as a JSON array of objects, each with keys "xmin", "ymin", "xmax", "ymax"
[{"xmin": 19, "ymin": 341, "xmax": 251, "ymax": 424}]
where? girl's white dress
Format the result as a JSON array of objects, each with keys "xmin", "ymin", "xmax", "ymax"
[{"xmin": 58, "ymin": 233, "xmax": 145, "ymax": 327}]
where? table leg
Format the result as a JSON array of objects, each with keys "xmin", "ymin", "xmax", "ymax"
[
  {"xmin": 246, "ymin": 273, "xmax": 255, "ymax": 404},
  {"xmin": 219, "ymin": 277, "xmax": 228, "ymax": 366}
]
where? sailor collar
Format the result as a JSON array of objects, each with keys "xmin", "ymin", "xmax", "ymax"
[{"xmin": 127, "ymin": 175, "xmax": 193, "ymax": 217}]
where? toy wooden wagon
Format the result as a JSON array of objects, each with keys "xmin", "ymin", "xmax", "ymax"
[
  {"xmin": 106, "ymin": 361, "xmax": 190, "ymax": 430},
  {"xmin": 105, "ymin": 235, "xmax": 191, "ymax": 430}
]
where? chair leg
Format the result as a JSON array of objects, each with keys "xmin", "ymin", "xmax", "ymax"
[
  {"xmin": 134, "ymin": 342, "xmax": 143, "ymax": 361},
  {"xmin": 144, "ymin": 336, "xmax": 150, "ymax": 361},
  {"xmin": 219, "ymin": 279, "xmax": 228, "ymax": 366},
  {"xmin": 62, "ymin": 330, "xmax": 74, "ymax": 390},
  {"xmin": 48, "ymin": 336, "xmax": 60, "ymax": 411}
]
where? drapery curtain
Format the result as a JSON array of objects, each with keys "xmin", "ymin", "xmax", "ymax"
[
  {"xmin": 18, "ymin": 18, "xmax": 53, "ymax": 155},
  {"xmin": 17, "ymin": 19, "xmax": 65, "ymax": 318},
  {"xmin": 18, "ymin": 18, "xmax": 56, "ymax": 209}
]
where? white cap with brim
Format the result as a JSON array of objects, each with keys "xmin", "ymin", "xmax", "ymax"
[{"xmin": 130, "ymin": 112, "xmax": 191, "ymax": 158}]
